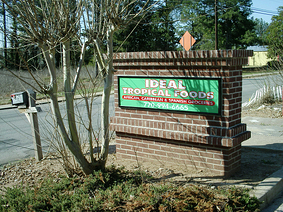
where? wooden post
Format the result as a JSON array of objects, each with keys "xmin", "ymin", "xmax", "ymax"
[
  {"xmin": 215, "ymin": 0, "xmax": 218, "ymax": 50},
  {"xmin": 26, "ymin": 89, "xmax": 43, "ymax": 161}
]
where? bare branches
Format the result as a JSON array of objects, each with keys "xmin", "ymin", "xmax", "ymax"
[
  {"xmin": 72, "ymin": 40, "xmax": 88, "ymax": 93},
  {"xmin": 2, "ymin": 0, "xmax": 83, "ymax": 46},
  {"xmin": 1, "ymin": 0, "xmax": 157, "ymax": 175},
  {"xmin": 93, "ymin": 39, "xmax": 107, "ymax": 75}
]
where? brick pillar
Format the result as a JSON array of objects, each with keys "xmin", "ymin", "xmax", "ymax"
[{"xmin": 110, "ymin": 50, "xmax": 253, "ymax": 177}]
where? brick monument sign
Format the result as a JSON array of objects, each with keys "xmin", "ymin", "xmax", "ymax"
[{"xmin": 110, "ymin": 50, "xmax": 253, "ymax": 177}]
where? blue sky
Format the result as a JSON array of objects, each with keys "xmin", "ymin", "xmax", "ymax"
[{"xmin": 251, "ymin": 0, "xmax": 283, "ymax": 23}]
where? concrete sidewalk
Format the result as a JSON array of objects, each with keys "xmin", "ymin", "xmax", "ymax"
[
  {"xmin": 242, "ymin": 116, "xmax": 283, "ymax": 211},
  {"xmin": 242, "ymin": 116, "xmax": 283, "ymax": 151}
]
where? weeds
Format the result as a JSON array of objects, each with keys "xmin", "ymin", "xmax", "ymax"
[{"xmin": 0, "ymin": 166, "xmax": 261, "ymax": 212}]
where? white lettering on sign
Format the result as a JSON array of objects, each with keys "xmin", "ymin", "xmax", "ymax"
[
  {"xmin": 178, "ymin": 80, "xmax": 186, "ymax": 89},
  {"xmin": 123, "ymin": 79, "xmax": 215, "ymax": 99},
  {"xmin": 145, "ymin": 79, "xmax": 187, "ymax": 89},
  {"xmin": 150, "ymin": 80, "xmax": 159, "ymax": 88},
  {"xmin": 168, "ymin": 80, "xmax": 177, "ymax": 89},
  {"xmin": 174, "ymin": 90, "xmax": 214, "ymax": 99},
  {"xmin": 160, "ymin": 80, "xmax": 166, "ymax": 88}
]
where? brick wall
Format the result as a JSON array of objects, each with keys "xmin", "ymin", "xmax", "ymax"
[{"xmin": 111, "ymin": 50, "xmax": 253, "ymax": 177}]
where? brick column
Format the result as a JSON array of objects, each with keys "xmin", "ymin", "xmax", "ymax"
[{"xmin": 111, "ymin": 50, "xmax": 253, "ymax": 177}]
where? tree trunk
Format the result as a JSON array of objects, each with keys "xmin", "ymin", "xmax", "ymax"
[
  {"xmin": 2, "ymin": 3, "xmax": 7, "ymax": 67},
  {"xmin": 100, "ymin": 27, "xmax": 114, "ymax": 167},
  {"xmin": 42, "ymin": 44, "xmax": 95, "ymax": 175},
  {"xmin": 63, "ymin": 40, "xmax": 80, "ymax": 145}
]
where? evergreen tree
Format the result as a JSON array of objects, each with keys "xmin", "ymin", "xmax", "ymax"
[
  {"xmin": 177, "ymin": 0, "xmax": 257, "ymax": 50},
  {"xmin": 266, "ymin": 7, "xmax": 283, "ymax": 58},
  {"xmin": 0, "ymin": 0, "xmax": 45, "ymax": 70},
  {"xmin": 254, "ymin": 18, "xmax": 269, "ymax": 46},
  {"xmin": 10, "ymin": 9, "xmax": 19, "ymax": 67},
  {"xmin": 1, "ymin": 2, "xmax": 8, "ymax": 68},
  {"xmin": 114, "ymin": 0, "xmax": 178, "ymax": 52}
]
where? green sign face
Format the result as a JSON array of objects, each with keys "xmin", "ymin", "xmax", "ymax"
[{"xmin": 118, "ymin": 77, "xmax": 222, "ymax": 115}]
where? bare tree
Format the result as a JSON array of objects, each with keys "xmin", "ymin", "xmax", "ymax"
[
  {"xmin": 2, "ymin": 0, "xmax": 153, "ymax": 175},
  {"xmin": 83, "ymin": 0, "xmax": 153, "ymax": 168}
]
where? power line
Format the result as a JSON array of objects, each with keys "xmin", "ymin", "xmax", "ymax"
[
  {"xmin": 252, "ymin": 11, "xmax": 277, "ymax": 16},
  {"xmin": 251, "ymin": 7, "xmax": 278, "ymax": 16},
  {"xmin": 252, "ymin": 7, "xmax": 278, "ymax": 14}
]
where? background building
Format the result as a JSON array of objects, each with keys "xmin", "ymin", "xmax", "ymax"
[{"xmin": 246, "ymin": 46, "xmax": 274, "ymax": 67}]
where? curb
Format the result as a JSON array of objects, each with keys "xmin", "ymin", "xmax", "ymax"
[
  {"xmin": 250, "ymin": 166, "xmax": 283, "ymax": 210},
  {"xmin": 0, "ymin": 105, "xmax": 17, "ymax": 110},
  {"xmin": 242, "ymin": 71, "xmax": 279, "ymax": 79},
  {"xmin": 0, "ymin": 91, "xmax": 112, "ymax": 110}
]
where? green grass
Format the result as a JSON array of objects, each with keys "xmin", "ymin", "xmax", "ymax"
[{"xmin": 0, "ymin": 166, "xmax": 261, "ymax": 212}]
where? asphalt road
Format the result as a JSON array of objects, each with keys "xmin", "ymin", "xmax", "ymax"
[
  {"xmin": 0, "ymin": 75, "xmax": 280, "ymax": 166},
  {"xmin": 242, "ymin": 74, "xmax": 280, "ymax": 103},
  {"xmin": 0, "ymin": 95, "xmax": 115, "ymax": 166}
]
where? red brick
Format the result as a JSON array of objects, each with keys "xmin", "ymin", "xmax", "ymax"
[
  {"xmin": 167, "ymin": 152, "xmax": 180, "ymax": 159},
  {"xmin": 207, "ymin": 158, "xmax": 222, "ymax": 165},
  {"xmin": 142, "ymin": 115, "xmax": 153, "ymax": 120},
  {"xmin": 131, "ymin": 114, "xmax": 142, "ymax": 119},
  {"xmin": 112, "ymin": 50, "xmax": 251, "ymax": 176},
  {"xmin": 154, "ymin": 116, "xmax": 167, "ymax": 121},
  {"xmin": 193, "ymin": 119, "xmax": 207, "ymax": 125},
  {"xmin": 199, "ymin": 151, "xmax": 214, "ymax": 158},
  {"xmin": 213, "ymin": 164, "xmax": 225, "ymax": 171},
  {"xmin": 171, "ymin": 148, "xmax": 186, "ymax": 154},
  {"xmin": 136, "ymin": 152, "xmax": 149, "ymax": 158},
  {"xmin": 160, "ymin": 146, "xmax": 172, "ymax": 152},
  {"xmin": 120, "ymin": 112, "xmax": 131, "ymax": 118},
  {"xmin": 117, "ymin": 149, "xmax": 127, "ymax": 155},
  {"xmin": 199, "ymin": 162, "xmax": 215, "ymax": 169},
  {"xmin": 192, "ymin": 155, "xmax": 206, "ymax": 162},
  {"xmin": 147, "ymin": 143, "xmax": 159, "ymax": 150},
  {"xmin": 143, "ymin": 148, "xmax": 155, "ymax": 154},
  {"xmin": 178, "ymin": 118, "xmax": 193, "ymax": 124}
]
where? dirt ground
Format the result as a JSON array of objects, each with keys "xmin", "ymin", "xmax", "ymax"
[
  {"xmin": 0, "ymin": 69, "xmax": 282, "ymax": 192},
  {"xmin": 1, "ymin": 104, "xmax": 282, "ymax": 193}
]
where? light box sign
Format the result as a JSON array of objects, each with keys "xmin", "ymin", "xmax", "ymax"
[{"xmin": 118, "ymin": 77, "xmax": 222, "ymax": 115}]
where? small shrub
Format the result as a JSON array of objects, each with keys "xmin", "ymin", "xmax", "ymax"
[
  {"xmin": 0, "ymin": 167, "xmax": 261, "ymax": 211},
  {"xmin": 224, "ymin": 187, "xmax": 261, "ymax": 212},
  {"xmin": 261, "ymin": 91, "xmax": 276, "ymax": 104}
]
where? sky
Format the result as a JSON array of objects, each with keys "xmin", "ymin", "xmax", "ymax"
[{"xmin": 251, "ymin": 0, "xmax": 283, "ymax": 23}]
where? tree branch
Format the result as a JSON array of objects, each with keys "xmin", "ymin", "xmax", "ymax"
[{"xmin": 72, "ymin": 40, "xmax": 87, "ymax": 93}]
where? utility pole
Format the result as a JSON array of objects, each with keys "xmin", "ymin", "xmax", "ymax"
[
  {"xmin": 2, "ymin": 3, "xmax": 7, "ymax": 67},
  {"xmin": 215, "ymin": 0, "xmax": 218, "ymax": 50}
]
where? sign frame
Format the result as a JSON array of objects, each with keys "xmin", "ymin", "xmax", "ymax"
[{"xmin": 118, "ymin": 76, "xmax": 222, "ymax": 116}]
